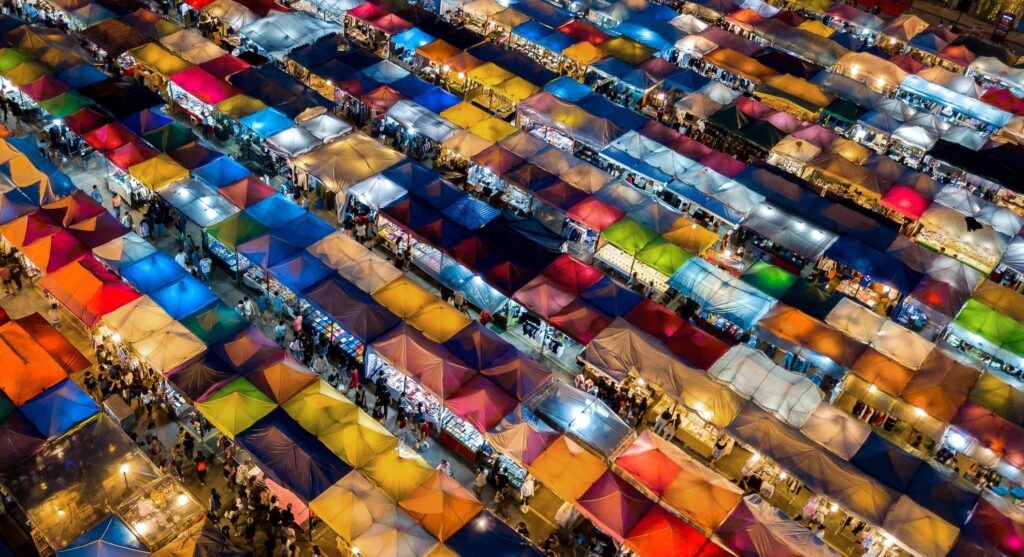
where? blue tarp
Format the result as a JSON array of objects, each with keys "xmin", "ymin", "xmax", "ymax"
[
  {"xmin": 512, "ymin": 20, "xmax": 553, "ymax": 43},
  {"xmin": 288, "ymin": 34, "xmax": 347, "ymax": 68},
  {"xmin": 246, "ymin": 194, "xmax": 306, "ymax": 228},
  {"xmin": 309, "ymin": 58, "xmax": 356, "ymax": 83},
  {"xmin": 666, "ymin": 181, "xmax": 744, "ymax": 225},
  {"xmin": 824, "ymin": 236, "xmax": 922, "ymax": 293},
  {"xmin": 900, "ymin": 75, "xmax": 1013, "ymax": 128},
  {"xmin": 391, "ymin": 27, "xmax": 435, "ymax": 52},
  {"xmin": 579, "ymin": 276, "xmax": 642, "ymax": 317},
  {"xmin": 439, "ymin": 262, "xmax": 509, "ymax": 313},
  {"xmin": 269, "ymin": 251, "xmax": 334, "ymax": 293},
  {"xmin": 56, "ymin": 516, "xmax": 147, "ymax": 557},
  {"xmin": 55, "ymin": 64, "xmax": 107, "ymax": 89},
  {"xmin": 512, "ymin": 0, "xmax": 572, "ymax": 28},
  {"xmin": 443, "ymin": 195, "xmax": 500, "ymax": 230},
  {"xmin": 150, "ymin": 274, "xmax": 219, "ymax": 320},
  {"xmin": 413, "ymin": 86, "xmax": 460, "ymax": 113},
  {"xmin": 591, "ymin": 57, "xmax": 635, "ymax": 80},
  {"xmin": 442, "ymin": 320, "xmax": 513, "ymax": 369},
  {"xmin": 238, "ymin": 233, "xmax": 304, "ymax": 267},
  {"xmin": 382, "ymin": 159, "xmax": 439, "ymax": 190},
  {"xmin": 360, "ymin": 60, "xmax": 410, "ymax": 84},
  {"xmin": 905, "ymin": 464, "xmax": 980, "ymax": 526},
  {"xmin": 20, "ymin": 379, "xmax": 98, "ymax": 439},
  {"xmin": 849, "ymin": 432, "xmax": 924, "ymax": 492},
  {"xmin": 119, "ymin": 107, "xmax": 172, "ymax": 136},
  {"xmin": 237, "ymin": 408, "xmax": 351, "ymax": 502},
  {"xmin": 668, "ymin": 257, "xmax": 776, "ymax": 328},
  {"xmin": 613, "ymin": 16, "xmax": 684, "ymax": 52},
  {"xmin": 273, "ymin": 212, "xmax": 333, "ymax": 248},
  {"xmin": 121, "ymin": 252, "xmax": 187, "ymax": 294},
  {"xmin": 239, "ymin": 107, "xmax": 294, "ymax": 139},
  {"xmin": 336, "ymin": 48, "xmax": 383, "ymax": 71},
  {"xmin": 447, "ymin": 512, "xmax": 544, "ymax": 557},
  {"xmin": 663, "ymin": 69, "xmax": 711, "ymax": 93},
  {"xmin": 405, "ymin": 179, "xmax": 464, "ymax": 210},
  {"xmin": 194, "ymin": 157, "xmax": 252, "ymax": 188},
  {"xmin": 536, "ymin": 31, "xmax": 575, "ymax": 54},
  {"xmin": 544, "ymin": 76, "xmax": 591, "ymax": 102},
  {"xmin": 3, "ymin": 136, "xmax": 75, "ymax": 203},
  {"xmin": 577, "ymin": 94, "xmax": 647, "ymax": 130},
  {"xmin": 390, "ymin": 74, "xmax": 433, "ymax": 98}
]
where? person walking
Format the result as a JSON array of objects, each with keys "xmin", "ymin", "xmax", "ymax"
[
  {"xmin": 474, "ymin": 467, "xmax": 488, "ymax": 498},
  {"xmin": 90, "ymin": 185, "xmax": 102, "ymax": 205},
  {"xmin": 209, "ymin": 488, "xmax": 222, "ymax": 515},
  {"xmin": 194, "ymin": 453, "xmax": 208, "ymax": 485},
  {"xmin": 111, "ymin": 192, "xmax": 122, "ymax": 218},
  {"xmin": 199, "ymin": 253, "xmax": 212, "ymax": 284}
]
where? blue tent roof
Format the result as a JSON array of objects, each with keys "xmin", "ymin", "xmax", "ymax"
[
  {"xmin": 441, "ymin": 319, "xmax": 513, "ymax": 369},
  {"xmin": 336, "ymin": 48, "xmax": 383, "ymax": 71},
  {"xmin": 121, "ymin": 252, "xmax": 187, "ymax": 295},
  {"xmin": 308, "ymin": 59, "xmax": 355, "ymax": 84},
  {"xmin": 391, "ymin": 27, "xmax": 435, "ymax": 52},
  {"xmin": 237, "ymin": 408, "xmax": 351, "ymax": 501},
  {"xmin": 905, "ymin": 464, "xmax": 980, "ymax": 526},
  {"xmin": 512, "ymin": 21, "xmax": 553, "ymax": 43},
  {"xmin": 382, "ymin": 159, "xmax": 438, "ymax": 190},
  {"xmin": 512, "ymin": 0, "xmax": 572, "ymax": 28},
  {"xmin": 238, "ymin": 232, "xmax": 304, "ymax": 268},
  {"xmin": 246, "ymin": 194, "xmax": 306, "ymax": 228},
  {"xmin": 288, "ymin": 34, "xmax": 347, "ymax": 69},
  {"xmin": 269, "ymin": 251, "xmax": 334, "ymax": 293},
  {"xmin": 150, "ymin": 274, "xmax": 218, "ymax": 320},
  {"xmin": 57, "ymin": 516, "xmax": 147, "ymax": 557},
  {"xmin": 635, "ymin": 3, "xmax": 679, "ymax": 20},
  {"xmin": 119, "ymin": 107, "xmax": 173, "ymax": 136},
  {"xmin": 413, "ymin": 86, "xmax": 460, "ymax": 113},
  {"xmin": 613, "ymin": 16, "xmax": 683, "ymax": 52},
  {"xmin": 824, "ymin": 236, "xmax": 922, "ymax": 293},
  {"xmin": 272, "ymin": 212, "xmax": 333, "ymax": 248},
  {"xmin": 448, "ymin": 512, "xmax": 543, "ymax": 557},
  {"xmin": 591, "ymin": 56, "xmax": 635, "ymax": 80},
  {"xmin": 907, "ymin": 32, "xmax": 946, "ymax": 54},
  {"xmin": 537, "ymin": 31, "xmax": 576, "ymax": 54},
  {"xmin": 442, "ymin": 195, "xmax": 500, "ymax": 230},
  {"xmin": 390, "ymin": 74, "xmax": 434, "ymax": 98},
  {"xmin": 304, "ymin": 275, "xmax": 400, "ymax": 342},
  {"xmin": 55, "ymin": 64, "xmax": 108, "ymax": 89},
  {"xmin": 663, "ymin": 69, "xmax": 710, "ymax": 93},
  {"xmin": 666, "ymin": 181, "xmax": 743, "ymax": 225},
  {"xmin": 360, "ymin": 61, "xmax": 410, "ymax": 84},
  {"xmin": 544, "ymin": 76, "xmax": 591, "ymax": 102},
  {"xmin": 4, "ymin": 136, "xmax": 75, "ymax": 203},
  {"xmin": 20, "ymin": 379, "xmax": 98, "ymax": 439},
  {"xmin": 403, "ymin": 178, "xmax": 462, "ymax": 210},
  {"xmin": 849, "ymin": 432, "xmax": 924, "ymax": 492},
  {"xmin": 194, "ymin": 157, "xmax": 252, "ymax": 188},
  {"xmin": 239, "ymin": 107, "xmax": 293, "ymax": 139},
  {"xmin": 579, "ymin": 276, "xmax": 642, "ymax": 317},
  {"xmin": 438, "ymin": 262, "xmax": 509, "ymax": 313},
  {"xmin": 577, "ymin": 94, "xmax": 647, "ymax": 130}
]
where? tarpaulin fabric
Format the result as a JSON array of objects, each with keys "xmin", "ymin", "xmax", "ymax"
[
  {"xmin": 955, "ymin": 492, "xmax": 1024, "ymax": 557},
  {"xmin": 305, "ymin": 276, "xmax": 399, "ymax": 343},
  {"xmin": 371, "ymin": 323, "xmax": 476, "ymax": 400},
  {"xmin": 399, "ymin": 470, "xmax": 483, "ymax": 541},
  {"xmin": 668, "ymin": 258, "xmax": 776, "ymax": 329},
  {"xmin": 362, "ymin": 448, "xmax": 434, "ymax": 499},
  {"xmin": 881, "ymin": 496, "xmax": 959, "ymax": 557},
  {"xmin": 56, "ymin": 515, "xmax": 147, "ymax": 557},
  {"xmin": 293, "ymin": 132, "xmax": 405, "ymax": 192},
  {"xmin": 180, "ymin": 302, "xmax": 247, "ymax": 345},
  {"xmin": 0, "ymin": 320, "xmax": 71, "ymax": 406},
  {"xmin": 447, "ymin": 511, "xmax": 543, "ymax": 557},
  {"xmin": 756, "ymin": 304, "xmax": 866, "ymax": 369},
  {"xmin": 904, "ymin": 463, "xmax": 979, "ymax": 526},
  {"xmin": 309, "ymin": 471, "xmax": 396, "ymax": 542},
  {"xmin": 709, "ymin": 345, "xmax": 822, "ymax": 427},
  {"xmin": 196, "ymin": 377, "xmax": 277, "ymax": 438},
  {"xmin": 240, "ymin": 12, "xmax": 341, "ymax": 58},
  {"xmin": 101, "ymin": 295, "xmax": 176, "ymax": 344},
  {"xmin": 485, "ymin": 406, "xmax": 559, "ymax": 466},
  {"xmin": 20, "ymin": 378, "xmax": 98, "ymax": 438},
  {"xmin": 849, "ymin": 432, "xmax": 924, "ymax": 492},
  {"xmin": 799, "ymin": 403, "xmax": 871, "ymax": 460},
  {"xmin": 267, "ymin": 251, "xmax": 333, "ymax": 294},
  {"xmin": 528, "ymin": 435, "xmax": 607, "ymax": 502},
  {"xmin": 0, "ymin": 410, "xmax": 45, "ymax": 471},
  {"xmin": 281, "ymin": 380, "xmax": 357, "ymax": 439},
  {"xmin": 38, "ymin": 255, "xmax": 140, "ymax": 327},
  {"xmin": 576, "ymin": 471, "xmax": 653, "ymax": 543},
  {"xmin": 970, "ymin": 372, "xmax": 1024, "ymax": 426},
  {"xmin": 716, "ymin": 496, "xmax": 839, "ymax": 557},
  {"xmin": 244, "ymin": 356, "xmax": 316, "ymax": 404},
  {"xmin": 446, "ymin": 374, "xmax": 518, "ymax": 431}
]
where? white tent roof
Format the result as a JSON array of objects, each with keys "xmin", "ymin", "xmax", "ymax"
[
  {"xmin": 741, "ymin": 204, "xmax": 837, "ymax": 259},
  {"xmin": 241, "ymin": 12, "xmax": 342, "ymax": 58},
  {"xmin": 267, "ymin": 126, "xmax": 321, "ymax": 157},
  {"xmin": 770, "ymin": 136, "xmax": 821, "ymax": 163},
  {"xmin": 891, "ymin": 124, "xmax": 938, "ymax": 151},
  {"xmin": 669, "ymin": 13, "xmax": 708, "ymax": 35},
  {"xmin": 202, "ymin": 0, "xmax": 260, "ymax": 30},
  {"xmin": 299, "ymin": 113, "xmax": 352, "ymax": 142},
  {"xmin": 386, "ymin": 100, "xmax": 458, "ymax": 143},
  {"xmin": 708, "ymin": 345, "xmax": 822, "ymax": 427},
  {"xmin": 698, "ymin": 81, "xmax": 740, "ymax": 104},
  {"xmin": 674, "ymin": 93, "xmax": 723, "ymax": 120},
  {"xmin": 160, "ymin": 29, "xmax": 226, "ymax": 64},
  {"xmin": 941, "ymin": 125, "xmax": 988, "ymax": 150},
  {"xmin": 347, "ymin": 175, "xmax": 406, "ymax": 209},
  {"xmin": 999, "ymin": 235, "xmax": 1024, "ymax": 274},
  {"xmin": 925, "ymin": 255, "xmax": 984, "ymax": 293},
  {"xmin": 917, "ymin": 66, "xmax": 984, "ymax": 98},
  {"xmin": 825, "ymin": 298, "xmax": 885, "ymax": 344},
  {"xmin": 678, "ymin": 34, "xmax": 718, "ymax": 56},
  {"xmin": 157, "ymin": 179, "xmax": 239, "ymax": 228},
  {"xmin": 609, "ymin": 131, "xmax": 668, "ymax": 160},
  {"xmin": 970, "ymin": 56, "xmax": 1024, "ymax": 93},
  {"xmin": 800, "ymin": 403, "xmax": 871, "ymax": 459},
  {"xmin": 871, "ymin": 321, "xmax": 933, "ymax": 370},
  {"xmin": 882, "ymin": 496, "xmax": 960, "ymax": 557},
  {"xmin": 933, "ymin": 185, "xmax": 1024, "ymax": 237}
]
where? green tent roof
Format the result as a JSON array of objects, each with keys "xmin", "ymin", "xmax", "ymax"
[
  {"xmin": 143, "ymin": 121, "xmax": 197, "ymax": 152},
  {"xmin": 737, "ymin": 121, "xmax": 786, "ymax": 149},
  {"xmin": 822, "ymin": 98, "xmax": 864, "ymax": 125},
  {"xmin": 196, "ymin": 377, "xmax": 276, "ymax": 438},
  {"xmin": 956, "ymin": 299, "xmax": 1024, "ymax": 356},
  {"xmin": 39, "ymin": 91, "xmax": 93, "ymax": 117},
  {"xmin": 206, "ymin": 211, "xmax": 267, "ymax": 249},
  {"xmin": 601, "ymin": 217, "xmax": 659, "ymax": 256},
  {"xmin": 636, "ymin": 238, "xmax": 692, "ymax": 277},
  {"xmin": 0, "ymin": 48, "xmax": 29, "ymax": 72},
  {"xmin": 180, "ymin": 302, "xmax": 247, "ymax": 345},
  {"xmin": 780, "ymin": 279, "xmax": 842, "ymax": 320},
  {"xmin": 741, "ymin": 260, "xmax": 797, "ymax": 299}
]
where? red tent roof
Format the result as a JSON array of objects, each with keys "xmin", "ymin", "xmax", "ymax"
[
  {"xmin": 372, "ymin": 325, "xmax": 477, "ymax": 400},
  {"xmin": 64, "ymin": 107, "xmax": 112, "ymax": 135},
  {"xmin": 881, "ymin": 184, "xmax": 931, "ymax": 220},
  {"xmin": 541, "ymin": 254, "xmax": 603, "ymax": 295},
  {"xmin": 446, "ymin": 375, "xmax": 518, "ymax": 431},
  {"xmin": 479, "ymin": 355, "xmax": 552, "ymax": 401},
  {"xmin": 347, "ymin": 2, "xmax": 387, "ymax": 21},
  {"xmin": 624, "ymin": 298, "xmax": 686, "ymax": 342},
  {"xmin": 21, "ymin": 229, "xmax": 89, "ymax": 273},
  {"xmin": 41, "ymin": 190, "xmax": 104, "ymax": 227},
  {"xmin": 471, "ymin": 145, "xmax": 525, "ymax": 176},
  {"xmin": 664, "ymin": 321, "xmax": 732, "ymax": 370},
  {"xmin": 698, "ymin": 151, "xmax": 747, "ymax": 177},
  {"xmin": 66, "ymin": 212, "xmax": 129, "ymax": 248},
  {"xmin": 625, "ymin": 506, "xmax": 710, "ymax": 557},
  {"xmin": 981, "ymin": 88, "xmax": 1024, "ymax": 116},
  {"xmin": 361, "ymin": 85, "xmax": 404, "ymax": 113},
  {"xmin": 557, "ymin": 19, "xmax": 611, "ymax": 45},
  {"xmin": 513, "ymin": 275, "xmax": 576, "ymax": 319},
  {"xmin": 22, "ymin": 75, "xmax": 69, "ymax": 102},
  {"xmin": 83, "ymin": 122, "xmax": 138, "ymax": 152},
  {"xmin": 170, "ymin": 66, "xmax": 240, "ymax": 105},
  {"xmin": 954, "ymin": 401, "xmax": 1024, "ymax": 469},
  {"xmin": 0, "ymin": 210, "xmax": 61, "ymax": 248},
  {"xmin": 577, "ymin": 471, "xmax": 654, "ymax": 543},
  {"xmin": 369, "ymin": 13, "xmax": 413, "ymax": 34},
  {"xmin": 106, "ymin": 139, "xmax": 159, "ymax": 170},
  {"xmin": 199, "ymin": 54, "xmax": 251, "ymax": 80},
  {"xmin": 219, "ymin": 175, "xmax": 276, "ymax": 209},
  {"xmin": 566, "ymin": 197, "xmax": 624, "ymax": 232},
  {"xmin": 37, "ymin": 255, "xmax": 140, "ymax": 326},
  {"xmin": 549, "ymin": 299, "xmax": 613, "ymax": 344}
]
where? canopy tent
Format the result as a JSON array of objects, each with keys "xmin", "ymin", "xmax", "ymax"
[
  {"xmin": 667, "ymin": 258, "xmax": 775, "ymax": 329},
  {"xmin": 244, "ymin": 356, "xmax": 316, "ymax": 404},
  {"xmin": 309, "ymin": 471, "xmax": 396, "ymax": 543},
  {"xmin": 20, "ymin": 379, "xmax": 98, "ymax": 439},
  {"xmin": 238, "ymin": 107, "xmax": 293, "ymax": 139},
  {"xmin": 739, "ymin": 204, "xmax": 836, "ymax": 260},
  {"xmin": 56, "ymin": 516, "xmax": 147, "ymax": 557},
  {"xmin": 160, "ymin": 29, "xmax": 226, "ymax": 64},
  {"xmin": 157, "ymin": 179, "xmax": 238, "ymax": 228},
  {"xmin": 399, "ymin": 470, "xmax": 483, "ymax": 541},
  {"xmin": 305, "ymin": 276, "xmax": 399, "ymax": 343},
  {"xmin": 196, "ymin": 377, "xmax": 277, "ymax": 438},
  {"xmin": 615, "ymin": 430, "xmax": 742, "ymax": 531},
  {"xmin": 202, "ymin": 0, "xmax": 260, "ymax": 30},
  {"xmin": 180, "ymin": 302, "xmax": 247, "ymax": 345},
  {"xmin": 0, "ymin": 319, "xmax": 76, "ymax": 406},
  {"xmin": 485, "ymin": 406, "xmax": 559, "ymax": 466},
  {"xmin": 528, "ymin": 435, "xmax": 607, "ymax": 502},
  {"xmin": 531, "ymin": 381, "xmax": 629, "ymax": 455},
  {"xmin": 37, "ymin": 255, "xmax": 140, "ymax": 327},
  {"xmin": 882, "ymin": 496, "xmax": 960, "ymax": 557},
  {"xmin": 294, "ymin": 132, "xmax": 405, "ymax": 192},
  {"xmin": 240, "ymin": 13, "xmax": 342, "ymax": 59},
  {"xmin": 315, "ymin": 409, "xmax": 397, "ymax": 469},
  {"xmin": 716, "ymin": 497, "xmax": 838, "ymax": 557},
  {"xmin": 128, "ymin": 154, "xmax": 189, "ymax": 190},
  {"xmin": 237, "ymin": 408, "xmax": 351, "ymax": 502},
  {"xmin": 825, "ymin": 298, "xmax": 886, "ymax": 344},
  {"xmin": 362, "ymin": 447, "xmax": 434, "ymax": 500},
  {"xmin": 576, "ymin": 470, "xmax": 654, "ymax": 543},
  {"xmin": 152, "ymin": 518, "xmax": 245, "ymax": 557},
  {"xmin": 708, "ymin": 345, "xmax": 822, "ymax": 427},
  {"xmin": 900, "ymin": 349, "xmax": 979, "ymax": 423},
  {"xmin": 955, "ymin": 492, "xmax": 1024, "ymax": 557},
  {"xmin": 800, "ymin": 402, "xmax": 871, "ymax": 460},
  {"xmin": 101, "ymin": 295, "xmax": 176, "ymax": 344},
  {"xmin": 371, "ymin": 324, "xmax": 476, "ymax": 400},
  {"xmin": 130, "ymin": 322, "xmax": 206, "ymax": 375},
  {"xmin": 92, "ymin": 231, "xmax": 156, "ymax": 272},
  {"xmin": 756, "ymin": 304, "xmax": 866, "ymax": 370}
]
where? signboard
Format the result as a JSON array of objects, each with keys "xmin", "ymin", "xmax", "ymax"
[{"xmin": 993, "ymin": 11, "xmax": 1015, "ymax": 42}]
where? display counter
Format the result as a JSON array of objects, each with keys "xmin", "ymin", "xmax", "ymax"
[{"xmin": 116, "ymin": 476, "xmax": 205, "ymax": 550}]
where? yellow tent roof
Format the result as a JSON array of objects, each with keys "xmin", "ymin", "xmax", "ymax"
[
  {"xmin": 283, "ymin": 379, "xmax": 359, "ymax": 436},
  {"xmin": 528, "ymin": 435, "xmax": 607, "ymax": 502},
  {"xmin": 599, "ymin": 36, "xmax": 655, "ymax": 65},
  {"xmin": 129, "ymin": 154, "xmax": 189, "ymax": 190},
  {"xmin": 196, "ymin": 377, "xmax": 277, "ymax": 438},
  {"xmin": 371, "ymin": 276, "xmax": 436, "ymax": 319},
  {"xmin": 797, "ymin": 20, "xmax": 835, "ymax": 37},
  {"xmin": 441, "ymin": 130, "xmax": 494, "ymax": 159},
  {"xmin": 101, "ymin": 295, "xmax": 177, "ymax": 344},
  {"xmin": 489, "ymin": 7, "xmax": 530, "ymax": 28},
  {"xmin": 320, "ymin": 410, "xmax": 397, "ymax": 469},
  {"xmin": 129, "ymin": 42, "xmax": 193, "ymax": 77},
  {"xmin": 407, "ymin": 299, "xmax": 471, "ymax": 343},
  {"xmin": 310, "ymin": 470, "xmax": 398, "ymax": 542},
  {"xmin": 563, "ymin": 41, "xmax": 606, "ymax": 66},
  {"xmin": 363, "ymin": 447, "xmax": 435, "ymax": 500},
  {"xmin": 132, "ymin": 326, "xmax": 206, "ymax": 375},
  {"xmin": 663, "ymin": 222, "xmax": 720, "ymax": 254},
  {"xmin": 351, "ymin": 506, "xmax": 437, "ymax": 557},
  {"xmin": 494, "ymin": 76, "xmax": 540, "ymax": 102},
  {"xmin": 1, "ymin": 61, "xmax": 47, "ymax": 86},
  {"xmin": 467, "ymin": 62, "xmax": 515, "ymax": 88},
  {"xmin": 463, "ymin": 0, "xmax": 504, "ymax": 18},
  {"xmin": 440, "ymin": 101, "xmax": 491, "ymax": 129},
  {"xmin": 399, "ymin": 471, "xmax": 483, "ymax": 541},
  {"xmin": 468, "ymin": 117, "xmax": 517, "ymax": 142},
  {"xmin": 761, "ymin": 74, "xmax": 834, "ymax": 109},
  {"xmin": 215, "ymin": 94, "xmax": 267, "ymax": 119},
  {"xmin": 704, "ymin": 48, "xmax": 776, "ymax": 83},
  {"xmin": 415, "ymin": 39, "xmax": 461, "ymax": 65}
]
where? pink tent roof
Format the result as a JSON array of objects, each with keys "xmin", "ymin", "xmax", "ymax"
[
  {"xmin": 487, "ymin": 407, "xmax": 559, "ymax": 465},
  {"xmin": 541, "ymin": 254, "xmax": 603, "ymax": 295},
  {"xmin": 567, "ymin": 197, "xmax": 624, "ymax": 232},
  {"xmin": 369, "ymin": 13, "xmax": 413, "ymax": 34},
  {"xmin": 577, "ymin": 471, "xmax": 654, "ymax": 543},
  {"xmin": 513, "ymin": 275, "xmax": 576, "ymax": 319},
  {"xmin": 199, "ymin": 54, "xmax": 251, "ymax": 80},
  {"xmin": 698, "ymin": 152, "xmax": 747, "ymax": 177},
  {"xmin": 446, "ymin": 375, "xmax": 518, "ymax": 431},
  {"xmin": 549, "ymin": 299, "xmax": 613, "ymax": 344},
  {"xmin": 790, "ymin": 125, "xmax": 835, "ymax": 148},
  {"xmin": 954, "ymin": 402, "xmax": 1024, "ymax": 470},
  {"xmin": 733, "ymin": 96, "xmax": 774, "ymax": 120},
  {"xmin": 347, "ymin": 2, "xmax": 387, "ymax": 21},
  {"xmin": 171, "ymin": 66, "xmax": 240, "ymax": 105},
  {"xmin": 764, "ymin": 111, "xmax": 807, "ymax": 134},
  {"xmin": 479, "ymin": 355, "xmax": 552, "ymax": 401},
  {"xmin": 372, "ymin": 324, "xmax": 477, "ymax": 400}
]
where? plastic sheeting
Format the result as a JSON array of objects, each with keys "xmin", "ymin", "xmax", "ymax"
[
  {"xmin": 741, "ymin": 204, "xmax": 836, "ymax": 259},
  {"xmin": 708, "ymin": 345, "xmax": 821, "ymax": 427},
  {"xmin": 667, "ymin": 257, "xmax": 776, "ymax": 329},
  {"xmin": 531, "ymin": 381, "xmax": 631, "ymax": 456},
  {"xmin": 241, "ymin": 13, "xmax": 342, "ymax": 59},
  {"xmin": 294, "ymin": 132, "xmax": 405, "ymax": 192}
]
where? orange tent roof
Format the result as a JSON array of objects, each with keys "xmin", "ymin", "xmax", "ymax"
[
  {"xmin": 0, "ymin": 319, "xmax": 69, "ymax": 405},
  {"xmin": 399, "ymin": 470, "xmax": 483, "ymax": 541},
  {"xmin": 704, "ymin": 48, "xmax": 777, "ymax": 83},
  {"xmin": 528, "ymin": 435, "xmax": 607, "ymax": 502}
]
